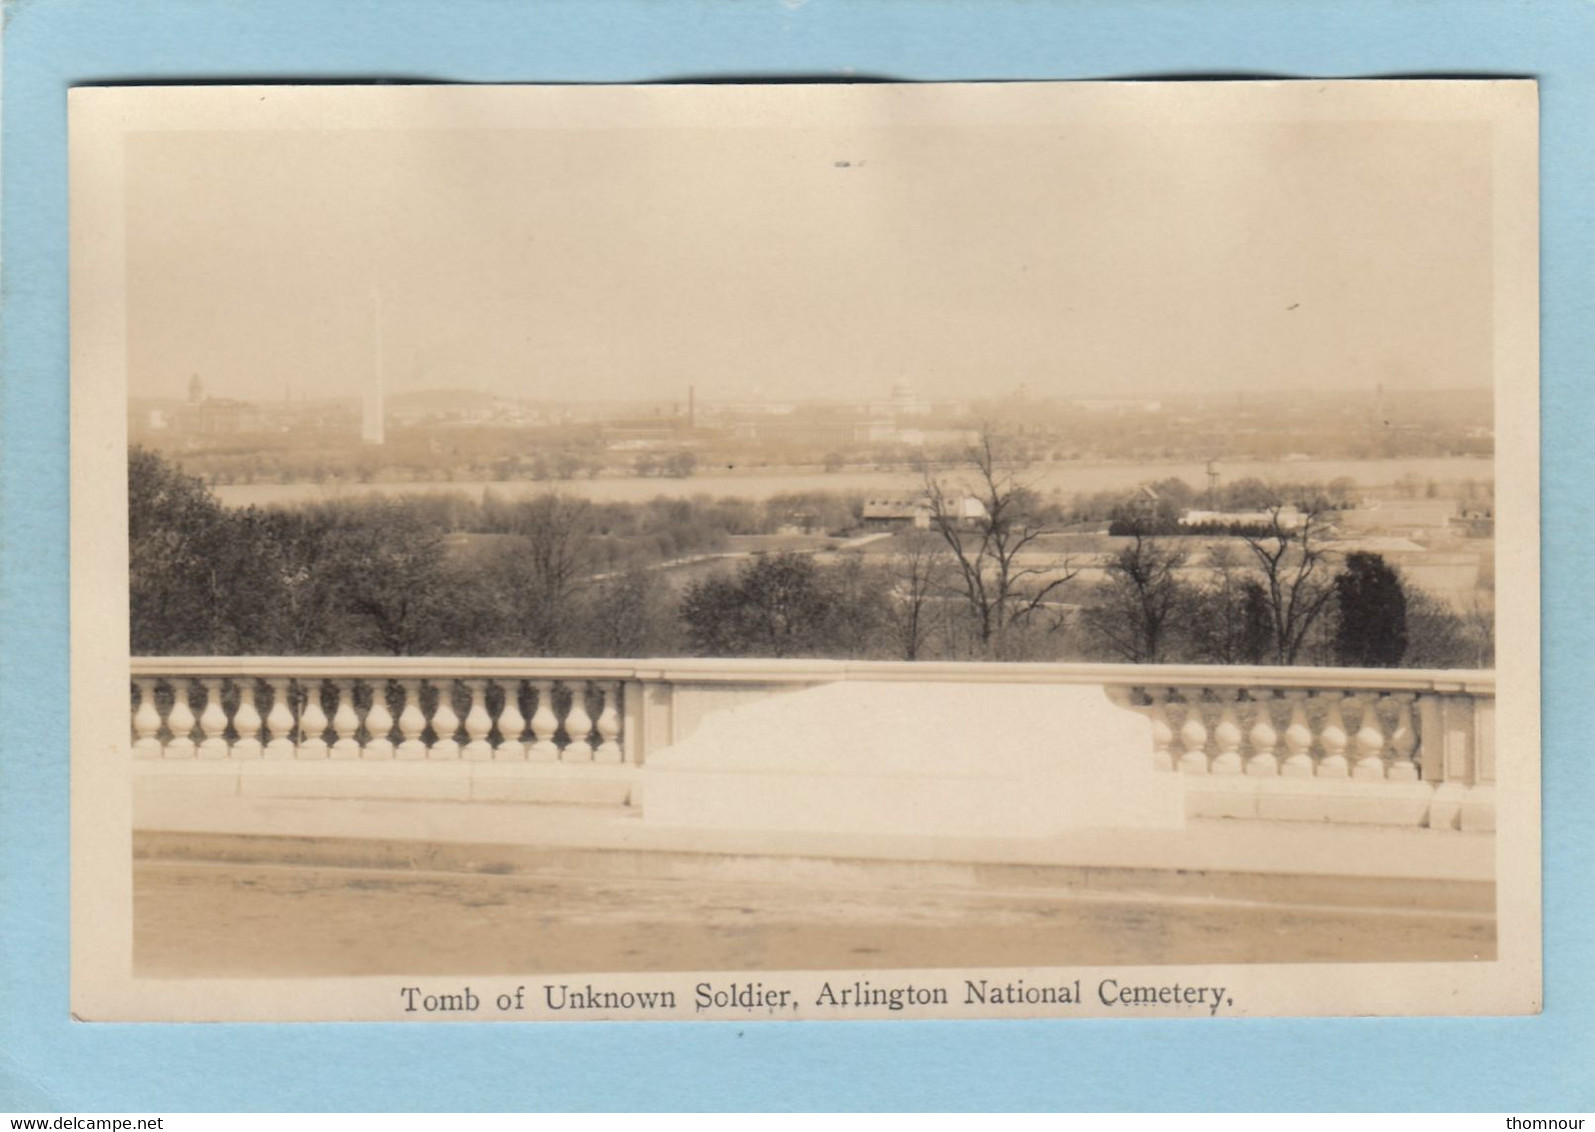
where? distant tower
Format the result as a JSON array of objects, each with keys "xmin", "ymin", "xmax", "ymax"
[
  {"xmin": 1206, "ymin": 459, "xmax": 1222, "ymax": 509},
  {"xmin": 362, "ymin": 288, "xmax": 385, "ymax": 445},
  {"xmin": 188, "ymin": 374, "xmax": 206, "ymax": 404},
  {"xmin": 688, "ymin": 384, "xmax": 696, "ymax": 430}
]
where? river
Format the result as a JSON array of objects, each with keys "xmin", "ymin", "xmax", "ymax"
[{"xmin": 210, "ymin": 456, "xmax": 1492, "ymax": 510}]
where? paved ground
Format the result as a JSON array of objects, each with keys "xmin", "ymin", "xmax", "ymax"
[
  {"xmin": 133, "ymin": 795, "xmax": 1497, "ymax": 882},
  {"xmin": 134, "ymin": 857, "xmax": 1496, "ymax": 977}
]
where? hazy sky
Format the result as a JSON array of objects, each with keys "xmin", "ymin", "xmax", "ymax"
[{"xmin": 126, "ymin": 116, "xmax": 1494, "ymax": 403}]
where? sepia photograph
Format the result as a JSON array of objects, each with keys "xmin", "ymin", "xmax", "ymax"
[{"xmin": 69, "ymin": 79, "xmax": 1540, "ymax": 1022}]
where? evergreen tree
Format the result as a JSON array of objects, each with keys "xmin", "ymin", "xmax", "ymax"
[{"xmin": 1333, "ymin": 552, "xmax": 1408, "ymax": 667}]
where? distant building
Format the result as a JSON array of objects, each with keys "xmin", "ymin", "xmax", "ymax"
[
  {"xmin": 708, "ymin": 401, "xmax": 798, "ymax": 418},
  {"xmin": 863, "ymin": 498, "xmax": 932, "ymax": 530},
  {"xmin": 183, "ymin": 397, "xmax": 266, "ymax": 435},
  {"xmin": 895, "ymin": 427, "xmax": 981, "ymax": 449},
  {"xmin": 1449, "ymin": 507, "xmax": 1495, "ymax": 538},
  {"xmin": 734, "ymin": 419, "xmax": 869, "ymax": 447},
  {"xmin": 389, "ymin": 392, "xmax": 533, "ymax": 427},
  {"xmin": 1074, "ymin": 398, "xmax": 1163, "ymax": 414},
  {"xmin": 602, "ymin": 420, "xmax": 681, "ymax": 449},
  {"xmin": 868, "ymin": 378, "xmax": 933, "ymax": 419},
  {"xmin": 1126, "ymin": 485, "xmax": 1161, "ymax": 523},
  {"xmin": 862, "ymin": 495, "xmax": 985, "ymax": 530},
  {"xmin": 1178, "ymin": 506, "xmax": 1304, "ymax": 531}
]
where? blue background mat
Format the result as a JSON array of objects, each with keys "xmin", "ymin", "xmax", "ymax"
[{"xmin": 3, "ymin": 0, "xmax": 1591, "ymax": 1111}]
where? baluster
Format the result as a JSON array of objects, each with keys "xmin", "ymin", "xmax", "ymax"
[
  {"xmin": 231, "ymin": 679, "xmax": 263, "ymax": 759},
  {"xmin": 1245, "ymin": 690, "xmax": 1279, "ymax": 776},
  {"xmin": 197, "ymin": 678, "xmax": 230, "ymax": 759},
  {"xmin": 494, "ymin": 680, "xmax": 527, "ymax": 761},
  {"xmin": 296, "ymin": 680, "xmax": 329, "ymax": 759},
  {"xmin": 264, "ymin": 679, "xmax": 295, "ymax": 759},
  {"xmin": 132, "ymin": 679, "xmax": 162, "ymax": 759},
  {"xmin": 1146, "ymin": 689, "xmax": 1174, "ymax": 772},
  {"xmin": 594, "ymin": 682, "xmax": 623, "ymax": 763},
  {"xmin": 528, "ymin": 680, "xmax": 559, "ymax": 761},
  {"xmin": 428, "ymin": 680, "xmax": 461, "ymax": 760},
  {"xmin": 1176, "ymin": 689, "xmax": 1209, "ymax": 774},
  {"xmin": 364, "ymin": 680, "xmax": 395, "ymax": 760},
  {"xmin": 1387, "ymin": 693, "xmax": 1419, "ymax": 781},
  {"xmin": 562, "ymin": 681, "xmax": 594, "ymax": 762},
  {"xmin": 165, "ymin": 682, "xmax": 198, "ymax": 762},
  {"xmin": 1316, "ymin": 691, "xmax": 1350, "ymax": 778},
  {"xmin": 166, "ymin": 680, "xmax": 197, "ymax": 759},
  {"xmin": 1280, "ymin": 690, "xmax": 1313, "ymax": 777},
  {"xmin": 330, "ymin": 681, "xmax": 361, "ymax": 759},
  {"xmin": 1351, "ymin": 693, "xmax": 1387, "ymax": 780},
  {"xmin": 396, "ymin": 679, "xmax": 428, "ymax": 760},
  {"xmin": 1210, "ymin": 689, "xmax": 1243, "ymax": 775},
  {"xmin": 462, "ymin": 680, "xmax": 494, "ymax": 760}
]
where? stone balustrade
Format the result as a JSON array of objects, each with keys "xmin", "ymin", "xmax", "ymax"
[
  {"xmin": 129, "ymin": 658, "xmax": 1494, "ymax": 829},
  {"xmin": 1114, "ymin": 670, "xmax": 1494, "ymax": 830},
  {"xmin": 130, "ymin": 662, "xmax": 635, "ymax": 765},
  {"xmin": 1119, "ymin": 675, "xmax": 1490, "ymax": 785}
]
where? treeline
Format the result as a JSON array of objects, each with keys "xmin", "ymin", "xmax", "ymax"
[
  {"xmin": 1077, "ymin": 538, "xmax": 1492, "ymax": 669},
  {"xmin": 320, "ymin": 484, "xmax": 862, "ymax": 547},
  {"xmin": 131, "ymin": 449, "xmax": 679, "ymax": 656},
  {"xmin": 130, "ymin": 448, "xmax": 867, "ymax": 657},
  {"xmin": 129, "ymin": 448, "xmax": 1491, "ymax": 667},
  {"xmin": 1074, "ymin": 475, "xmax": 1361, "ymax": 530}
]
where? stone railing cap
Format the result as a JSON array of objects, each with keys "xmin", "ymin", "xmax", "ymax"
[{"xmin": 130, "ymin": 656, "xmax": 1495, "ymax": 696}]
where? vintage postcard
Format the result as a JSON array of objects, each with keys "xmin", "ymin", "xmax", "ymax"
[{"xmin": 70, "ymin": 80, "xmax": 1539, "ymax": 1022}]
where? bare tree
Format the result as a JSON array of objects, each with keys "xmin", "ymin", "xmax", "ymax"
[
  {"xmin": 1081, "ymin": 528, "xmax": 1191, "ymax": 663},
  {"xmin": 1185, "ymin": 541, "xmax": 1274, "ymax": 665},
  {"xmin": 490, "ymin": 493, "xmax": 597, "ymax": 655},
  {"xmin": 1404, "ymin": 587, "xmax": 1495, "ymax": 670},
  {"xmin": 924, "ymin": 429, "xmax": 1076, "ymax": 659},
  {"xmin": 571, "ymin": 567, "xmax": 684, "ymax": 657},
  {"xmin": 1238, "ymin": 502, "xmax": 1340, "ymax": 665},
  {"xmin": 884, "ymin": 528, "xmax": 949, "ymax": 660}
]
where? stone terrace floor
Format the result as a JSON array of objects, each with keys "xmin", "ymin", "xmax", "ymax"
[
  {"xmin": 134, "ymin": 849, "xmax": 1495, "ymax": 976},
  {"xmin": 131, "ymin": 797, "xmax": 1497, "ymax": 976}
]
